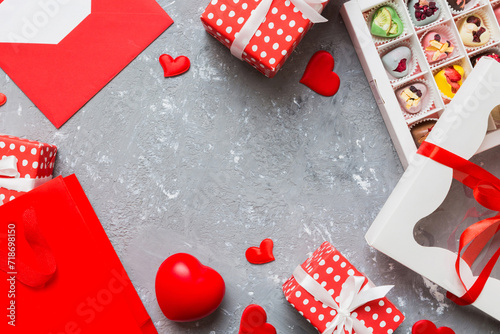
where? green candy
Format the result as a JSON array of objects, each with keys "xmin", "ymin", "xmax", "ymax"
[{"xmin": 371, "ymin": 6, "xmax": 404, "ymax": 38}]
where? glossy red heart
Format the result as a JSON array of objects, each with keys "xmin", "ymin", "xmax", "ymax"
[
  {"xmin": 412, "ymin": 320, "xmax": 455, "ymax": 334},
  {"xmin": 159, "ymin": 54, "xmax": 190, "ymax": 77},
  {"xmin": 245, "ymin": 238, "xmax": 275, "ymax": 264},
  {"xmin": 0, "ymin": 93, "xmax": 6, "ymax": 106},
  {"xmin": 155, "ymin": 253, "xmax": 225, "ymax": 322},
  {"xmin": 239, "ymin": 304, "xmax": 276, "ymax": 334},
  {"xmin": 300, "ymin": 50, "xmax": 340, "ymax": 97}
]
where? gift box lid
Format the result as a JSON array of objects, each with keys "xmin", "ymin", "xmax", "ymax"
[{"xmin": 365, "ymin": 58, "xmax": 500, "ymax": 320}]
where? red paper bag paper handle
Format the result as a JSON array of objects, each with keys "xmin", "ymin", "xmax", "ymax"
[
  {"xmin": 417, "ymin": 141, "xmax": 500, "ymax": 305},
  {"xmin": 0, "ymin": 207, "xmax": 57, "ymax": 287}
]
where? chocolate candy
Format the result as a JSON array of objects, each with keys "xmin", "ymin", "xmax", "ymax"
[
  {"xmin": 422, "ymin": 31, "xmax": 454, "ymax": 63},
  {"xmin": 382, "ymin": 46, "xmax": 412, "ymax": 78},
  {"xmin": 397, "ymin": 83, "xmax": 428, "ymax": 113},
  {"xmin": 447, "ymin": 0, "xmax": 471, "ymax": 11},
  {"xmin": 371, "ymin": 6, "xmax": 404, "ymax": 38},
  {"xmin": 471, "ymin": 52, "xmax": 500, "ymax": 67},
  {"xmin": 409, "ymin": 0, "xmax": 440, "ymax": 26},
  {"xmin": 434, "ymin": 65, "xmax": 464, "ymax": 99},
  {"xmin": 458, "ymin": 15, "xmax": 490, "ymax": 47},
  {"xmin": 410, "ymin": 119, "xmax": 437, "ymax": 147}
]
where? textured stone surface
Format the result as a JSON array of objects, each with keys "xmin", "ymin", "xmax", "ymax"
[{"xmin": 1, "ymin": 0, "xmax": 500, "ymax": 333}]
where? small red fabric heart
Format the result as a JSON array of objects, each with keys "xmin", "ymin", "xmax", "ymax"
[
  {"xmin": 239, "ymin": 304, "xmax": 277, "ymax": 334},
  {"xmin": 300, "ymin": 50, "xmax": 340, "ymax": 97},
  {"xmin": 245, "ymin": 238, "xmax": 275, "ymax": 264},
  {"xmin": 155, "ymin": 253, "xmax": 225, "ymax": 322},
  {"xmin": 159, "ymin": 54, "xmax": 190, "ymax": 77},
  {"xmin": 412, "ymin": 320, "xmax": 455, "ymax": 334}
]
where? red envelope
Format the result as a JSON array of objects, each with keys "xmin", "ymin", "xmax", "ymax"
[
  {"xmin": 0, "ymin": 175, "xmax": 157, "ymax": 333},
  {"xmin": 0, "ymin": 0, "xmax": 173, "ymax": 128}
]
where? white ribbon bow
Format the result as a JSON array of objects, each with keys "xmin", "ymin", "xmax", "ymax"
[
  {"xmin": 293, "ymin": 266, "xmax": 394, "ymax": 334},
  {"xmin": 230, "ymin": 0, "xmax": 328, "ymax": 59},
  {"xmin": 0, "ymin": 156, "xmax": 45, "ymax": 193}
]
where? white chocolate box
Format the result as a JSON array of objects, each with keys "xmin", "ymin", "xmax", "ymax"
[
  {"xmin": 365, "ymin": 58, "xmax": 500, "ymax": 321},
  {"xmin": 341, "ymin": 0, "xmax": 500, "ymax": 168}
]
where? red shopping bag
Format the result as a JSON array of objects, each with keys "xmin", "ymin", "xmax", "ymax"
[{"xmin": 0, "ymin": 175, "xmax": 157, "ymax": 333}]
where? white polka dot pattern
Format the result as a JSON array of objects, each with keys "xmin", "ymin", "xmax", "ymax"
[
  {"xmin": 200, "ymin": 0, "xmax": 328, "ymax": 78},
  {"xmin": 0, "ymin": 135, "xmax": 58, "ymax": 206},
  {"xmin": 282, "ymin": 242, "xmax": 405, "ymax": 334}
]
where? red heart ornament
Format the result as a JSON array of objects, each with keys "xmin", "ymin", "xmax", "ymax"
[
  {"xmin": 0, "ymin": 93, "xmax": 6, "ymax": 106},
  {"xmin": 159, "ymin": 54, "xmax": 190, "ymax": 77},
  {"xmin": 239, "ymin": 304, "xmax": 277, "ymax": 334},
  {"xmin": 245, "ymin": 238, "xmax": 275, "ymax": 264},
  {"xmin": 412, "ymin": 320, "xmax": 455, "ymax": 334},
  {"xmin": 300, "ymin": 50, "xmax": 340, "ymax": 97},
  {"xmin": 155, "ymin": 253, "xmax": 225, "ymax": 322}
]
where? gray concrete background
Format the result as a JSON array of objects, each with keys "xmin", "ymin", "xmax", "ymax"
[{"xmin": 2, "ymin": 0, "xmax": 500, "ymax": 333}]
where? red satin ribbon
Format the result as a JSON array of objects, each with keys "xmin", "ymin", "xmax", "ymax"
[
  {"xmin": 417, "ymin": 141, "xmax": 500, "ymax": 305},
  {"xmin": 0, "ymin": 208, "xmax": 57, "ymax": 287}
]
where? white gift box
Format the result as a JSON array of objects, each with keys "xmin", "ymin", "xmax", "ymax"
[
  {"xmin": 365, "ymin": 58, "xmax": 500, "ymax": 320},
  {"xmin": 341, "ymin": 0, "xmax": 500, "ymax": 168}
]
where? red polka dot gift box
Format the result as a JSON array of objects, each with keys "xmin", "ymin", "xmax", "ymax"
[
  {"xmin": 0, "ymin": 135, "xmax": 57, "ymax": 205},
  {"xmin": 282, "ymin": 242, "xmax": 404, "ymax": 334},
  {"xmin": 200, "ymin": 0, "xmax": 329, "ymax": 78}
]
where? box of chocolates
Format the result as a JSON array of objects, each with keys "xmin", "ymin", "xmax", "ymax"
[
  {"xmin": 365, "ymin": 59, "xmax": 500, "ymax": 320},
  {"xmin": 341, "ymin": 0, "xmax": 500, "ymax": 168}
]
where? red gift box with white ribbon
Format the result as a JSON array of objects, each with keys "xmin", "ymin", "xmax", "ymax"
[
  {"xmin": 0, "ymin": 135, "xmax": 57, "ymax": 205},
  {"xmin": 200, "ymin": 0, "xmax": 329, "ymax": 78},
  {"xmin": 282, "ymin": 242, "xmax": 404, "ymax": 334}
]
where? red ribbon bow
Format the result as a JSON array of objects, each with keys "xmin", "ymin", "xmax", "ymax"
[{"xmin": 417, "ymin": 141, "xmax": 500, "ymax": 305}]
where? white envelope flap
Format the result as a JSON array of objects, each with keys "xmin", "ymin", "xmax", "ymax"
[{"xmin": 0, "ymin": 0, "xmax": 91, "ymax": 44}]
